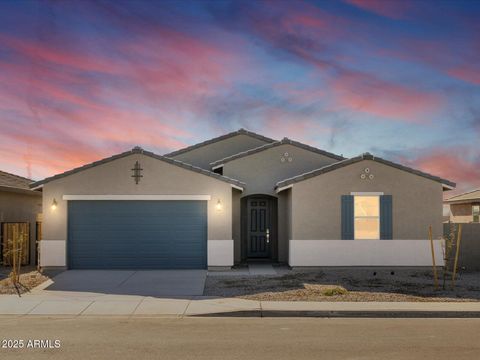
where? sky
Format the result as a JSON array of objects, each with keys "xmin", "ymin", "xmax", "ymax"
[{"xmin": 0, "ymin": 0, "xmax": 479, "ymax": 195}]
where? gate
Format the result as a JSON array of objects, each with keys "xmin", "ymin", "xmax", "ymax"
[{"xmin": 1, "ymin": 222, "xmax": 30, "ymax": 266}]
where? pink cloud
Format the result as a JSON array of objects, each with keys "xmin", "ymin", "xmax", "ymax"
[
  {"xmin": 330, "ymin": 70, "xmax": 442, "ymax": 121},
  {"xmin": 344, "ymin": 0, "xmax": 412, "ymax": 19},
  {"xmin": 447, "ymin": 67, "xmax": 480, "ymax": 85},
  {"xmin": 401, "ymin": 149, "xmax": 480, "ymax": 195},
  {"xmin": 0, "ymin": 34, "xmax": 121, "ymax": 75},
  {"xmin": 0, "ymin": 26, "xmax": 252, "ymax": 178}
]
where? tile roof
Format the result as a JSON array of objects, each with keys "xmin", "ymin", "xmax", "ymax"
[
  {"xmin": 444, "ymin": 189, "xmax": 480, "ymax": 203},
  {"xmin": 0, "ymin": 170, "xmax": 34, "ymax": 190},
  {"xmin": 164, "ymin": 128, "xmax": 276, "ymax": 157},
  {"xmin": 30, "ymin": 147, "xmax": 245, "ymax": 189},
  {"xmin": 210, "ymin": 137, "xmax": 345, "ymax": 167},
  {"xmin": 275, "ymin": 153, "xmax": 456, "ymax": 190}
]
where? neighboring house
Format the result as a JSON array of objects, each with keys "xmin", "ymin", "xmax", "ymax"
[
  {"xmin": 30, "ymin": 129, "xmax": 455, "ymax": 269},
  {"xmin": 444, "ymin": 189, "xmax": 480, "ymax": 223},
  {"xmin": 0, "ymin": 170, "xmax": 42, "ymax": 265}
]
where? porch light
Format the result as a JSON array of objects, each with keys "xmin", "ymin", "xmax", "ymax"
[
  {"xmin": 216, "ymin": 199, "xmax": 223, "ymax": 211},
  {"xmin": 51, "ymin": 198, "xmax": 58, "ymax": 210}
]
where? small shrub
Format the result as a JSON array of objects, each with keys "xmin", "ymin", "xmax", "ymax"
[{"xmin": 321, "ymin": 286, "xmax": 348, "ymax": 296}]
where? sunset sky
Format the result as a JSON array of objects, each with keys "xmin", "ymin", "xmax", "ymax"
[{"xmin": 0, "ymin": 0, "xmax": 479, "ymax": 194}]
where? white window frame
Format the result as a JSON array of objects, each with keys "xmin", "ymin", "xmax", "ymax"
[
  {"xmin": 473, "ymin": 204, "xmax": 480, "ymax": 223},
  {"xmin": 351, "ymin": 193, "xmax": 382, "ymax": 240}
]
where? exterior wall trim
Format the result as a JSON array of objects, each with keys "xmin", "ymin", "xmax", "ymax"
[
  {"xmin": 40, "ymin": 239, "xmax": 235, "ymax": 268},
  {"xmin": 350, "ymin": 192, "xmax": 384, "ymax": 196},
  {"xmin": 208, "ymin": 240, "xmax": 234, "ymax": 267},
  {"xmin": 39, "ymin": 240, "xmax": 66, "ymax": 267},
  {"xmin": 275, "ymin": 184, "xmax": 293, "ymax": 193},
  {"xmin": 62, "ymin": 195, "xmax": 212, "ymax": 201},
  {"xmin": 230, "ymin": 184, "xmax": 244, "ymax": 191},
  {"xmin": 288, "ymin": 239, "xmax": 444, "ymax": 266}
]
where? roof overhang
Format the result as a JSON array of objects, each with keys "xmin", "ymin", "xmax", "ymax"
[
  {"xmin": 444, "ymin": 199, "xmax": 480, "ymax": 205},
  {"xmin": 275, "ymin": 153, "xmax": 456, "ymax": 190},
  {"xmin": 211, "ymin": 164, "xmax": 224, "ymax": 171},
  {"xmin": 210, "ymin": 137, "xmax": 345, "ymax": 168},
  {"xmin": 442, "ymin": 183, "xmax": 455, "ymax": 191},
  {"xmin": 275, "ymin": 184, "xmax": 292, "ymax": 193},
  {"xmin": 0, "ymin": 185, "xmax": 42, "ymax": 196},
  {"xmin": 30, "ymin": 147, "xmax": 245, "ymax": 190}
]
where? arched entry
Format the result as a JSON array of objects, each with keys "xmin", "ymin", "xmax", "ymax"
[{"xmin": 241, "ymin": 194, "xmax": 278, "ymax": 261}]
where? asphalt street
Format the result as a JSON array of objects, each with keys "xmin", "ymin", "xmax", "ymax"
[{"xmin": 0, "ymin": 316, "xmax": 479, "ymax": 360}]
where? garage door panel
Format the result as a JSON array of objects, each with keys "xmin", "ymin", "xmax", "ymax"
[{"xmin": 68, "ymin": 200, "xmax": 207, "ymax": 269}]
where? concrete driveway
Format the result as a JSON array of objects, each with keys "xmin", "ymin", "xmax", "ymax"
[{"xmin": 36, "ymin": 270, "xmax": 207, "ymax": 297}]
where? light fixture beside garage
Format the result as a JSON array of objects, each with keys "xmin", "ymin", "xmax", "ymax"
[
  {"xmin": 216, "ymin": 199, "xmax": 223, "ymax": 211},
  {"xmin": 51, "ymin": 198, "xmax": 58, "ymax": 210}
]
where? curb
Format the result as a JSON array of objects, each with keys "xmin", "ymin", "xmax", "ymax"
[{"xmin": 192, "ymin": 310, "xmax": 480, "ymax": 318}]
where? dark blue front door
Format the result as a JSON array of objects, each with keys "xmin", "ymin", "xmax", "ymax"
[
  {"xmin": 68, "ymin": 200, "xmax": 207, "ymax": 269},
  {"xmin": 247, "ymin": 197, "xmax": 271, "ymax": 258}
]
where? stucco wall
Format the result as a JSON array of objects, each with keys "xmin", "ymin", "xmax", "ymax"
[
  {"xmin": 289, "ymin": 160, "xmax": 444, "ymax": 240},
  {"xmin": 0, "ymin": 190, "xmax": 42, "ymax": 264},
  {"xmin": 277, "ymin": 189, "xmax": 291, "ymax": 263},
  {"xmin": 41, "ymin": 153, "xmax": 235, "ymax": 266},
  {"xmin": 168, "ymin": 134, "xmax": 270, "ymax": 170},
  {"xmin": 450, "ymin": 203, "xmax": 476, "ymax": 223},
  {"xmin": 232, "ymin": 189, "xmax": 242, "ymax": 263},
  {"xmin": 223, "ymin": 144, "xmax": 339, "ymax": 196}
]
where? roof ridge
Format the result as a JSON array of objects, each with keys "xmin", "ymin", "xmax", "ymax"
[
  {"xmin": 210, "ymin": 137, "xmax": 344, "ymax": 166},
  {"xmin": 275, "ymin": 157, "xmax": 353, "ymax": 186},
  {"xmin": 446, "ymin": 187, "xmax": 480, "ymax": 201},
  {"xmin": 210, "ymin": 140, "xmax": 283, "ymax": 166},
  {"xmin": 30, "ymin": 147, "xmax": 245, "ymax": 189},
  {"xmin": 0, "ymin": 169, "xmax": 33, "ymax": 182},
  {"xmin": 164, "ymin": 128, "xmax": 276, "ymax": 157}
]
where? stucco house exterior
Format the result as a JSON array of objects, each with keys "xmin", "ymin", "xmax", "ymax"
[
  {"xmin": 444, "ymin": 189, "xmax": 480, "ymax": 223},
  {"xmin": 31, "ymin": 129, "xmax": 455, "ymax": 269},
  {"xmin": 1, "ymin": 170, "xmax": 42, "ymax": 265}
]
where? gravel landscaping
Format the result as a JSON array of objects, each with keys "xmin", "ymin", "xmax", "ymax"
[
  {"xmin": 204, "ymin": 268, "xmax": 480, "ymax": 302},
  {"xmin": 0, "ymin": 266, "xmax": 50, "ymax": 295}
]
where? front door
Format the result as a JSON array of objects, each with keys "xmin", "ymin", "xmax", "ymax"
[{"xmin": 247, "ymin": 197, "xmax": 271, "ymax": 258}]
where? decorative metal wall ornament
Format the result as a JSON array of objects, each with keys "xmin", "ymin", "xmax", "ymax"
[
  {"xmin": 360, "ymin": 167, "xmax": 375, "ymax": 181},
  {"xmin": 131, "ymin": 161, "xmax": 143, "ymax": 184},
  {"xmin": 281, "ymin": 152, "xmax": 293, "ymax": 163}
]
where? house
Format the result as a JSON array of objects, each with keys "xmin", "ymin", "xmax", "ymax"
[
  {"xmin": 0, "ymin": 170, "xmax": 42, "ymax": 265},
  {"xmin": 444, "ymin": 189, "xmax": 480, "ymax": 223},
  {"xmin": 30, "ymin": 129, "xmax": 455, "ymax": 269}
]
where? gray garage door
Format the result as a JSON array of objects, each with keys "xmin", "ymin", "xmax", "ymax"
[{"xmin": 68, "ymin": 200, "xmax": 207, "ymax": 269}]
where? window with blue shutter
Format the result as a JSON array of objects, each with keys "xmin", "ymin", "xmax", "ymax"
[
  {"xmin": 380, "ymin": 195, "xmax": 393, "ymax": 240},
  {"xmin": 341, "ymin": 195, "xmax": 354, "ymax": 240}
]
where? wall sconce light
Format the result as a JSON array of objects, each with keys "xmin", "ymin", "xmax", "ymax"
[
  {"xmin": 51, "ymin": 198, "xmax": 58, "ymax": 211},
  {"xmin": 215, "ymin": 199, "xmax": 223, "ymax": 211}
]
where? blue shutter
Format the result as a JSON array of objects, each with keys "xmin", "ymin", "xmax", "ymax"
[
  {"xmin": 380, "ymin": 195, "xmax": 393, "ymax": 240},
  {"xmin": 341, "ymin": 195, "xmax": 354, "ymax": 240}
]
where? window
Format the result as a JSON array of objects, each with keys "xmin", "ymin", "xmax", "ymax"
[
  {"xmin": 354, "ymin": 196, "xmax": 380, "ymax": 240},
  {"xmin": 473, "ymin": 205, "xmax": 480, "ymax": 223}
]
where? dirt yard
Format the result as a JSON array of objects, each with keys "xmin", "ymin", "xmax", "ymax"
[
  {"xmin": 205, "ymin": 268, "xmax": 480, "ymax": 302},
  {"xmin": 0, "ymin": 266, "xmax": 50, "ymax": 295}
]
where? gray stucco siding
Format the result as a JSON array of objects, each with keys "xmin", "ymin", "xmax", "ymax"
[
  {"xmin": 42, "ymin": 153, "xmax": 234, "ymax": 244},
  {"xmin": 288, "ymin": 160, "xmax": 444, "ymax": 241},
  {"xmin": 169, "ymin": 134, "xmax": 270, "ymax": 170},
  {"xmin": 223, "ymin": 144, "xmax": 339, "ymax": 197}
]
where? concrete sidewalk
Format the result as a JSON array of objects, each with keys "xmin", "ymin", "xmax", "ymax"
[{"xmin": 1, "ymin": 294, "xmax": 480, "ymax": 317}]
